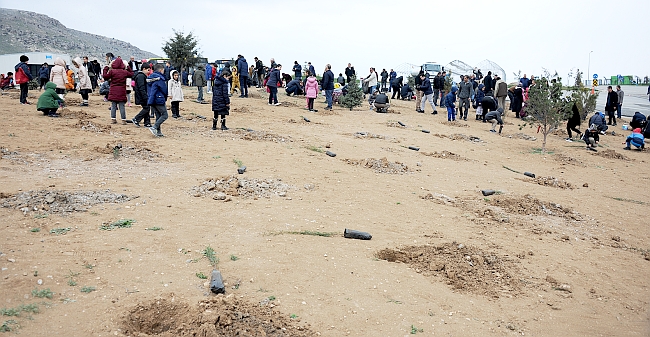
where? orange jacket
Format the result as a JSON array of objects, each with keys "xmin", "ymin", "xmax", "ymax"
[{"xmin": 65, "ymin": 69, "xmax": 75, "ymax": 90}]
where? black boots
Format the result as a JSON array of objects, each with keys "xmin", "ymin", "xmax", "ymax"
[{"xmin": 213, "ymin": 117, "xmax": 228, "ymax": 130}]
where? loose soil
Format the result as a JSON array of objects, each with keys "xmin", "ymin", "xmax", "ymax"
[
  {"xmin": 0, "ymin": 89, "xmax": 648, "ymax": 337},
  {"xmin": 421, "ymin": 150, "xmax": 468, "ymax": 161},
  {"xmin": 593, "ymin": 149, "xmax": 632, "ymax": 161}
]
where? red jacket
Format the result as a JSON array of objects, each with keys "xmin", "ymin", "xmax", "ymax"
[{"xmin": 102, "ymin": 59, "xmax": 133, "ymax": 102}]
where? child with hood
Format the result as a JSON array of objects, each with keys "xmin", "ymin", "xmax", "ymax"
[
  {"xmin": 37, "ymin": 82, "xmax": 64, "ymax": 117},
  {"xmin": 305, "ymin": 73, "xmax": 319, "ymax": 112},
  {"xmin": 147, "ymin": 63, "xmax": 168, "ymax": 136},
  {"xmin": 474, "ymin": 84, "xmax": 485, "ymax": 120},
  {"xmin": 167, "ymin": 70, "xmax": 184, "ymax": 118},
  {"xmin": 72, "ymin": 57, "xmax": 92, "ymax": 106},
  {"xmin": 102, "ymin": 58, "xmax": 134, "ymax": 124},
  {"xmin": 65, "ymin": 66, "xmax": 75, "ymax": 92},
  {"xmin": 49, "ymin": 57, "xmax": 68, "ymax": 99},
  {"xmin": 445, "ymin": 85, "xmax": 458, "ymax": 121},
  {"xmin": 211, "ymin": 68, "xmax": 232, "ymax": 130},
  {"xmin": 582, "ymin": 124, "xmax": 600, "ymax": 152},
  {"xmin": 624, "ymin": 128, "xmax": 645, "ymax": 150}
]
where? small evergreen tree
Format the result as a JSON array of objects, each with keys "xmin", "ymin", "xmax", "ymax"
[
  {"xmin": 340, "ymin": 75, "xmax": 363, "ymax": 110},
  {"xmin": 524, "ymin": 77, "xmax": 568, "ymax": 153},
  {"xmin": 162, "ymin": 29, "xmax": 200, "ymax": 72},
  {"xmin": 574, "ymin": 69, "xmax": 583, "ymax": 87}
]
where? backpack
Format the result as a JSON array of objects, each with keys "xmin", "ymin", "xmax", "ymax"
[{"xmin": 15, "ymin": 66, "xmax": 29, "ymax": 84}]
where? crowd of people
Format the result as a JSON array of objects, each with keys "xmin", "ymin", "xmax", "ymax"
[{"xmin": 4, "ymin": 53, "xmax": 650, "ymax": 147}]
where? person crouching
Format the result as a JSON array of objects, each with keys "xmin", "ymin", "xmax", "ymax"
[{"xmin": 624, "ymin": 128, "xmax": 645, "ymax": 150}]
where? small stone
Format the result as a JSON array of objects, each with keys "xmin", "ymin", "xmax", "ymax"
[
  {"xmin": 213, "ymin": 192, "xmax": 227, "ymax": 201},
  {"xmin": 611, "ymin": 236, "xmax": 621, "ymax": 242},
  {"xmin": 7, "ymin": 258, "xmax": 15, "ymax": 263},
  {"xmin": 457, "ymin": 244, "xmax": 464, "ymax": 249},
  {"xmin": 561, "ymin": 235, "xmax": 570, "ymax": 241},
  {"xmin": 278, "ymin": 192, "xmax": 286, "ymax": 197},
  {"xmin": 37, "ymin": 279, "xmax": 43, "ymax": 285},
  {"xmin": 44, "ymin": 195, "xmax": 55, "ymax": 204},
  {"xmin": 582, "ymin": 183, "xmax": 588, "ymax": 188}
]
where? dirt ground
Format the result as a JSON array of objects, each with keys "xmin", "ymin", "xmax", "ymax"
[{"xmin": 0, "ymin": 86, "xmax": 648, "ymax": 336}]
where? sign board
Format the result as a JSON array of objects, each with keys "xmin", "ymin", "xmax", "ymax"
[
  {"xmin": 592, "ymin": 74, "xmax": 598, "ymax": 79},
  {"xmin": 592, "ymin": 79, "xmax": 598, "ymax": 87}
]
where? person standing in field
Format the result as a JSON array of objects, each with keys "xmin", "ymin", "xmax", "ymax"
[
  {"xmin": 38, "ymin": 63, "xmax": 50, "ymax": 90},
  {"xmin": 72, "ymin": 57, "xmax": 92, "ymax": 107},
  {"xmin": 616, "ymin": 85, "xmax": 624, "ymax": 119},
  {"xmin": 102, "ymin": 58, "xmax": 134, "ymax": 124},
  {"xmin": 345, "ymin": 63, "xmax": 355, "ymax": 83},
  {"xmin": 193, "ymin": 64, "xmax": 206, "ymax": 103}
]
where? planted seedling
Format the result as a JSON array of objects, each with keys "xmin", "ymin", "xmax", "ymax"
[
  {"xmin": 202, "ymin": 246, "xmax": 219, "ymax": 267},
  {"xmin": 80, "ymin": 286, "xmax": 96, "ymax": 293},
  {"xmin": 100, "ymin": 219, "xmax": 135, "ymax": 231},
  {"xmin": 31, "ymin": 288, "xmax": 53, "ymax": 299},
  {"xmin": 196, "ymin": 272, "xmax": 207, "ymax": 279}
]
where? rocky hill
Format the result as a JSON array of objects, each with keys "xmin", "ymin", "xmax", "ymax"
[{"xmin": 0, "ymin": 8, "xmax": 158, "ymax": 61}]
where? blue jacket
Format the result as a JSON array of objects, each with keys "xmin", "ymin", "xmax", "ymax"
[
  {"xmin": 419, "ymin": 78, "xmax": 433, "ymax": 95},
  {"xmin": 308, "ymin": 65, "xmax": 315, "ymax": 76},
  {"xmin": 267, "ymin": 69, "xmax": 281, "ymax": 88},
  {"xmin": 147, "ymin": 72, "xmax": 168, "ymax": 105},
  {"xmin": 292, "ymin": 64, "xmax": 302, "ymax": 77},
  {"xmin": 322, "ymin": 70, "xmax": 334, "ymax": 90},
  {"xmin": 389, "ymin": 71, "xmax": 396, "ymax": 81},
  {"xmin": 474, "ymin": 84, "xmax": 485, "ymax": 105},
  {"xmin": 626, "ymin": 132, "xmax": 644, "ymax": 148},
  {"xmin": 445, "ymin": 91, "xmax": 456, "ymax": 108},
  {"xmin": 237, "ymin": 57, "xmax": 249, "ymax": 77},
  {"xmin": 14, "ymin": 62, "xmax": 33, "ymax": 81},
  {"xmin": 38, "ymin": 66, "xmax": 50, "ymax": 79},
  {"xmin": 212, "ymin": 76, "xmax": 230, "ymax": 112},
  {"xmin": 205, "ymin": 64, "xmax": 213, "ymax": 81},
  {"xmin": 520, "ymin": 77, "xmax": 530, "ymax": 88}
]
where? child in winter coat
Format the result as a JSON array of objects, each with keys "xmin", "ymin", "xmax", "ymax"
[
  {"xmin": 230, "ymin": 66, "xmax": 240, "ymax": 95},
  {"xmin": 49, "ymin": 57, "xmax": 68, "ymax": 99},
  {"xmin": 167, "ymin": 70, "xmax": 184, "ymax": 118},
  {"xmin": 474, "ymin": 84, "xmax": 485, "ymax": 120},
  {"xmin": 624, "ymin": 128, "xmax": 645, "ymax": 150},
  {"xmin": 147, "ymin": 64, "xmax": 168, "ymax": 136},
  {"xmin": 65, "ymin": 66, "xmax": 75, "ymax": 92},
  {"xmin": 72, "ymin": 57, "xmax": 91, "ymax": 106},
  {"xmin": 445, "ymin": 86, "xmax": 458, "ymax": 121},
  {"xmin": 37, "ymin": 82, "xmax": 63, "ymax": 117},
  {"xmin": 211, "ymin": 69, "xmax": 232, "ymax": 130},
  {"xmin": 305, "ymin": 74, "xmax": 319, "ymax": 112},
  {"xmin": 102, "ymin": 58, "xmax": 134, "ymax": 124}
]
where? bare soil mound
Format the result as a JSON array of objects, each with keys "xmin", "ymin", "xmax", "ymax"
[
  {"xmin": 593, "ymin": 149, "xmax": 631, "ymax": 161},
  {"xmin": 0, "ymin": 189, "xmax": 136, "ymax": 214},
  {"xmin": 192, "ymin": 176, "xmax": 294, "ymax": 199},
  {"xmin": 523, "ymin": 176, "xmax": 575, "ymax": 189},
  {"xmin": 508, "ymin": 133, "xmax": 537, "ymax": 141},
  {"xmin": 121, "ymin": 295, "xmax": 314, "ymax": 337},
  {"xmin": 440, "ymin": 121, "xmax": 469, "ymax": 128},
  {"xmin": 60, "ymin": 108, "xmax": 97, "ymax": 120},
  {"xmin": 353, "ymin": 132, "xmax": 389, "ymax": 140},
  {"xmin": 217, "ymin": 129, "xmax": 292, "ymax": 143},
  {"xmin": 93, "ymin": 142, "xmax": 160, "ymax": 161},
  {"xmin": 232, "ymin": 106, "xmax": 252, "ymax": 114},
  {"xmin": 343, "ymin": 157, "xmax": 410, "ymax": 174},
  {"xmin": 421, "ymin": 150, "xmax": 468, "ymax": 161},
  {"xmin": 76, "ymin": 119, "xmax": 111, "ymax": 133},
  {"xmin": 420, "ymin": 193, "xmax": 456, "ymax": 205},
  {"xmin": 386, "ymin": 121, "xmax": 406, "ymax": 128},
  {"xmin": 554, "ymin": 153, "xmax": 584, "ymax": 166},
  {"xmin": 376, "ymin": 243, "xmax": 521, "ymax": 298},
  {"xmin": 488, "ymin": 194, "xmax": 580, "ymax": 220}
]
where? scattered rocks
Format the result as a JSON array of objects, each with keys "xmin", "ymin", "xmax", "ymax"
[
  {"xmin": 192, "ymin": 176, "xmax": 294, "ymax": 199},
  {"xmin": 524, "ymin": 176, "xmax": 575, "ymax": 189},
  {"xmin": 509, "ymin": 133, "xmax": 537, "ymax": 141},
  {"xmin": 343, "ymin": 157, "xmax": 410, "ymax": 174},
  {"xmin": 421, "ymin": 150, "xmax": 468, "ymax": 161},
  {"xmin": 0, "ymin": 190, "xmax": 136, "ymax": 214}
]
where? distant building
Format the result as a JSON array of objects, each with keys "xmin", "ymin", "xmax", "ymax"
[{"xmin": 0, "ymin": 52, "xmax": 71, "ymax": 76}]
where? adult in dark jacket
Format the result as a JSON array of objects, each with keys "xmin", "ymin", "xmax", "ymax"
[
  {"xmin": 163, "ymin": 61, "xmax": 174, "ymax": 81},
  {"xmin": 102, "ymin": 58, "xmax": 134, "ymax": 123},
  {"xmin": 38, "ymin": 63, "xmax": 50, "ymax": 90},
  {"xmin": 132, "ymin": 63, "xmax": 153, "ymax": 127},
  {"xmin": 433, "ymin": 73, "xmax": 444, "ymax": 106},
  {"xmin": 400, "ymin": 83, "xmax": 412, "ymax": 100},
  {"xmin": 630, "ymin": 111, "xmax": 647, "ymax": 130},
  {"xmin": 337, "ymin": 73, "xmax": 345, "ymax": 86},
  {"xmin": 589, "ymin": 111, "xmax": 607, "ymax": 132},
  {"xmin": 292, "ymin": 61, "xmax": 302, "ymax": 80},
  {"xmin": 481, "ymin": 95, "xmax": 498, "ymax": 121},
  {"xmin": 285, "ymin": 79, "xmax": 303, "ymax": 96},
  {"xmin": 566, "ymin": 103, "xmax": 582, "ymax": 141},
  {"xmin": 380, "ymin": 69, "xmax": 388, "ymax": 90},
  {"xmin": 391, "ymin": 76, "xmax": 403, "ymax": 99},
  {"xmin": 267, "ymin": 64, "xmax": 282, "ymax": 105},
  {"xmin": 254, "ymin": 57, "xmax": 264, "ymax": 88},
  {"xmin": 483, "ymin": 71, "xmax": 493, "ymax": 95},
  {"xmin": 322, "ymin": 64, "xmax": 335, "ymax": 110},
  {"xmin": 511, "ymin": 86, "xmax": 524, "ymax": 118},
  {"xmin": 308, "ymin": 62, "xmax": 315, "ymax": 76},
  {"xmin": 193, "ymin": 65, "xmax": 207, "ymax": 102},
  {"xmin": 14, "ymin": 55, "xmax": 33, "ymax": 104},
  {"xmin": 90, "ymin": 60, "xmax": 100, "ymax": 90},
  {"xmin": 605, "ymin": 86, "xmax": 619, "ymax": 126},
  {"xmin": 212, "ymin": 69, "xmax": 232, "ymax": 130},
  {"xmin": 373, "ymin": 92, "xmax": 390, "ymax": 112},
  {"xmin": 237, "ymin": 55, "xmax": 249, "ymax": 97},
  {"xmin": 418, "ymin": 74, "xmax": 436, "ymax": 114},
  {"xmin": 345, "ymin": 63, "xmax": 355, "ymax": 83}
]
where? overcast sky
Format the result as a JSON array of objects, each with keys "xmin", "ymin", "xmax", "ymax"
[{"xmin": 3, "ymin": 0, "xmax": 648, "ymax": 83}]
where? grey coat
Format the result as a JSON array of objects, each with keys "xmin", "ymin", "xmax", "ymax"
[
  {"xmin": 617, "ymin": 89, "xmax": 624, "ymax": 105},
  {"xmin": 458, "ymin": 81, "xmax": 474, "ymax": 99},
  {"xmin": 193, "ymin": 67, "xmax": 207, "ymax": 87}
]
